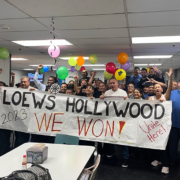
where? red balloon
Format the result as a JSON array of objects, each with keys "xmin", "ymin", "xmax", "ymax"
[
  {"xmin": 80, "ymin": 66, "xmax": 86, "ymax": 72},
  {"xmin": 113, "ymin": 68, "xmax": 118, "ymax": 76},
  {"xmin": 106, "ymin": 62, "xmax": 116, "ymax": 74}
]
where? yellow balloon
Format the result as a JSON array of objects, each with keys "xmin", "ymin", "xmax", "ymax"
[
  {"xmin": 104, "ymin": 70, "xmax": 113, "ymax": 79},
  {"xmin": 75, "ymin": 64, "xmax": 81, "ymax": 71},
  {"xmin": 147, "ymin": 67, "xmax": 149, "ymax": 73},
  {"xmin": 115, "ymin": 69, "xmax": 126, "ymax": 81}
]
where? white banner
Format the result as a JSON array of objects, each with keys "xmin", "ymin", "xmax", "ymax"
[{"xmin": 0, "ymin": 87, "xmax": 172, "ymax": 150}]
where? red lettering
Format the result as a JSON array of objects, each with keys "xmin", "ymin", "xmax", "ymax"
[
  {"xmin": 161, "ymin": 125, "xmax": 166, "ymax": 132},
  {"xmin": 34, "ymin": 113, "xmax": 52, "ymax": 131},
  {"xmin": 92, "ymin": 119, "xmax": 104, "ymax": 137},
  {"xmin": 51, "ymin": 113, "xmax": 63, "ymax": 132},
  {"xmin": 77, "ymin": 117, "xmax": 93, "ymax": 136},
  {"xmin": 158, "ymin": 129, "xmax": 163, "ymax": 135},
  {"xmin": 147, "ymin": 134, "xmax": 155, "ymax": 142},
  {"xmin": 105, "ymin": 121, "xmax": 114, "ymax": 137}
]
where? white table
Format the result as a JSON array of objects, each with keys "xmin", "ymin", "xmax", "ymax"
[{"xmin": 0, "ymin": 143, "xmax": 95, "ymax": 180}]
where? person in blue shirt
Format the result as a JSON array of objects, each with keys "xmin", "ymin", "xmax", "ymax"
[
  {"xmin": 128, "ymin": 67, "xmax": 142, "ymax": 88},
  {"xmin": 169, "ymin": 80, "xmax": 180, "ymax": 165}
]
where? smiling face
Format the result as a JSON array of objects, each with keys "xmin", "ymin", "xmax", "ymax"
[
  {"xmin": 60, "ymin": 84, "xmax": 67, "ymax": 93},
  {"xmin": 47, "ymin": 77, "xmax": 55, "ymax": 86},
  {"xmin": 143, "ymin": 86, "xmax": 149, "ymax": 94},
  {"xmin": 21, "ymin": 78, "xmax": 30, "ymax": 89},
  {"xmin": 86, "ymin": 85, "xmax": 94, "ymax": 95},
  {"xmin": 154, "ymin": 84, "xmax": 163, "ymax": 95},
  {"xmin": 172, "ymin": 81, "xmax": 178, "ymax": 90},
  {"xmin": 99, "ymin": 83, "xmax": 107, "ymax": 92},
  {"xmin": 141, "ymin": 70, "xmax": 147, "ymax": 78},
  {"xmin": 81, "ymin": 80, "xmax": 87, "ymax": 87},
  {"xmin": 82, "ymin": 70, "xmax": 87, "ymax": 78},
  {"xmin": 134, "ymin": 89, "xmax": 142, "ymax": 99},
  {"xmin": 149, "ymin": 85, "xmax": 154, "ymax": 95},
  {"xmin": 134, "ymin": 68, "xmax": 140, "ymax": 77},
  {"xmin": 119, "ymin": 83, "xmax": 125, "ymax": 90},
  {"xmin": 128, "ymin": 83, "xmax": 135, "ymax": 93}
]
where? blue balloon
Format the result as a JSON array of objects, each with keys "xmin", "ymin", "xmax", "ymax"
[{"xmin": 43, "ymin": 66, "xmax": 49, "ymax": 72}]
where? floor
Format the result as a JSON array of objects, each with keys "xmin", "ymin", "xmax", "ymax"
[{"xmin": 87, "ymin": 145, "xmax": 180, "ymax": 180}]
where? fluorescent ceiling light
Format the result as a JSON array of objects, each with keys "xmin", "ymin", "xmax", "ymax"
[
  {"xmin": 84, "ymin": 64, "xmax": 105, "ymax": 67},
  {"xmin": 11, "ymin": 58, "xmax": 28, "ymax": 60},
  {"xmin": 134, "ymin": 64, "xmax": 148, "ymax": 66},
  {"xmin": 92, "ymin": 69, "xmax": 105, "ymax": 71},
  {"xmin": 12, "ymin": 39, "xmax": 72, "ymax": 46},
  {"xmin": 23, "ymin": 69, "xmax": 34, "ymax": 70},
  {"xmin": 149, "ymin": 64, "xmax": 162, "ymax": 66},
  {"xmin": 30, "ymin": 65, "xmax": 55, "ymax": 66},
  {"xmin": 132, "ymin": 36, "xmax": 180, "ymax": 44},
  {"xmin": 134, "ymin": 55, "xmax": 172, "ymax": 59},
  {"xmin": 59, "ymin": 57, "xmax": 89, "ymax": 60}
]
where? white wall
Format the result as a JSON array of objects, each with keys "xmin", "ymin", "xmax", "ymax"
[{"xmin": 0, "ymin": 57, "xmax": 10, "ymax": 85}]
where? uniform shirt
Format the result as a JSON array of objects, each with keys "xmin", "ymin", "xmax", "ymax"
[
  {"xmin": 104, "ymin": 88, "xmax": 127, "ymax": 97},
  {"xmin": 128, "ymin": 74, "xmax": 142, "ymax": 88},
  {"xmin": 170, "ymin": 89, "xmax": 180, "ymax": 128}
]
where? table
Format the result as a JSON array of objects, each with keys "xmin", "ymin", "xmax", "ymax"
[{"xmin": 0, "ymin": 143, "xmax": 95, "ymax": 180}]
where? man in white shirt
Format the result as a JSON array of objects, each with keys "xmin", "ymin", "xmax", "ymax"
[
  {"xmin": 100, "ymin": 78, "xmax": 127, "ymax": 98},
  {"xmin": 100, "ymin": 78, "xmax": 129, "ymax": 168}
]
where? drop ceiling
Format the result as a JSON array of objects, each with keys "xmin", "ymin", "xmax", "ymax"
[{"xmin": 0, "ymin": 0, "xmax": 179, "ymax": 72}]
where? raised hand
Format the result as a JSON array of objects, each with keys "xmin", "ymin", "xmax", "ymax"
[
  {"xmin": 0, "ymin": 69, "xmax": 2, "ymax": 74},
  {"xmin": 11, "ymin": 72, "xmax": 15, "ymax": 76},
  {"xmin": 166, "ymin": 68, "xmax": 173, "ymax": 78},
  {"xmin": 38, "ymin": 64, "xmax": 43, "ymax": 69},
  {"xmin": 74, "ymin": 75, "xmax": 79, "ymax": 81}
]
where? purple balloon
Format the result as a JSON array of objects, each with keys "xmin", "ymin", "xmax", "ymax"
[
  {"xmin": 70, "ymin": 66, "xmax": 76, "ymax": 72},
  {"xmin": 120, "ymin": 61, "xmax": 130, "ymax": 71}
]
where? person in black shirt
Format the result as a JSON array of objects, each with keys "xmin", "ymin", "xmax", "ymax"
[
  {"xmin": 138, "ymin": 68, "xmax": 149, "ymax": 90},
  {"xmin": 74, "ymin": 75, "xmax": 87, "ymax": 96},
  {"xmin": 94, "ymin": 82, "xmax": 107, "ymax": 98},
  {"xmin": 78, "ymin": 70, "xmax": 90, "ymax": 86}
]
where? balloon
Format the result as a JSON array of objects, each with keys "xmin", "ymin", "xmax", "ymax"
[
  {"xmin": 80, "ymin": 66, "xmax": 86, "ymax": 72},
  {"xmin": 77, "ymin": 56, "xmax": 85, "ymax": 66},
  {"xmin": 106, "ymin": 62, "xmax": 116, "ymax": 74},
  {"xmin": 43, "ymin": 66, "xmax": 49, "ymax": 72},
  {"xmin": 75, "ymin": 64, "xmax": 81, "ymax": 71},
  {"xmin": 117, "ymin": 52, "xmax": 128, "ymax": 65},
  {"xmin": 120, "ymin": 61, "xmax": 130, "ymax": 71},
  {"xmin": 57, "ymin": 66, "xmax": 68, "ymax": 80},
  {"xmin": 68, "ymin": 57, "xmax": 76, "ymax": 66},
  {"xmin": 115, "ymin": 69, "xmax": 126, "ymax": 81},
  {"xmin": 89, "ymin": 54, "xmax": 97, "ymax": 64},
  {"xmin": 39, "ymin": 68, "xmax": 44, "ymax": 74},
  {"xmin": 70, "ymin": 66, "xmax": 76, "ymax": 72},
  {"xmin": 104, "ymin": 70, "xmax": 113, "ymax": 79},
  {"xmin": 48, "ymin": 44, "xmax": 60, "ymax": 58},
  {"xmin": 113, "ymin": 68, "xmax": 119, "ymax": 76},
  {"xmin": 147, "ymin": 67, "xmax": 150, "ymax": 73},
  {"xmin": 0, "ymin": 47, "xmax": 9, "ymax": 60}
]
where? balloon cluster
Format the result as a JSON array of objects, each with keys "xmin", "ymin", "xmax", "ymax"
[
  {"xmin": 104, "ymin": 52, "xmax": 130, "ymax": 81},
  {"xmin": 68, "ymin": 56, "xmax": 86, "ymax": 72},
  {"xmin": 0, "ymin": 47, "xmax": 9, "ymax": 60}
]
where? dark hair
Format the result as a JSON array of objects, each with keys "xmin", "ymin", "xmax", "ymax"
[
  {"xmin": 0, "ymin": 81, "xmax": 8, "ymax": 87},
  {"xmin": 49, "ymin": 76, "xmax": 57, "ymax": 83},
  {"xmin": 141, "ymin": 68, "xmax": 147, "ymax": 72},
  {"xmin": 81, "ymin": 85, "xmax": 87, "ymax": 90},
  {"xmin": 128, "ymin": 81, "xmax": 135, "ymax": 87},
  {"xmin": 134, "ymin": 88, "xmax": 142, "ymax": 94},
  {"xmin": 15, "ymin": 83, "xmax": 21, "ymax": 88},
  {"xmin": 66, "ymin": 88, "xmax": 73, "ymax": 93},
  {"xmin": 86, "ymin": 85, "xmax": 94, "ymax": 90},
  {"xmin": 81, "ymin": 79, "xmax": 87, "ymax": 83},
  {"xmin": 134, "ymin": 67, "xmax": 140, "ymax": 70},
  {"xmin": 150, "ymin": 67, "xmax": 154, "ymax": 70},
  {"xmin": 67, "ymin": 84, "xmax": 74, "ymax": 89},
  {"xmin": 69, "ymin": 80, "xmax": 74, "ymax": 83},
  {"xmin": 61, "ymin": 83, "xmax": 67, "ymax": 87}
]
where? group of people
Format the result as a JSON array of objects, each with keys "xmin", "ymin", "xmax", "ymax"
[{"xmin": 0, "ymin": 64, "xmax": 180, "ymax": 175}]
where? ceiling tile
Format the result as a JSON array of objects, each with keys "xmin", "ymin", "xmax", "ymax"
[
  {"xmin": 128, "ymin": 11, "xmax": 180, "ymax": 27},
  {"xmin": 126, "ymin": 0, "xmax": 180, "ymax": 12},
  {"xmin": 56, "ymin": 28, "xmax": 128, "ymax": 39},
  {"xmin": 7, "ymin": 0, "xmax": 124, "ymax": 17},
  {"xmin": 0, "ymin": 0, "xmax": 29, "ymax": 19},
  {"xmin": 0, "ymin": 19, "xmax": 47, "ymax": 32},
  {"xmin": 130, "ymin": 26, "xmax": 180, "ymax": 37},
  {"xmin": 36, "ymin": 14, "xmax": 127, "ymax": 30},
  {"xmin": 69, "ymin": 38, "xmax": 130, "ymax": 45}
]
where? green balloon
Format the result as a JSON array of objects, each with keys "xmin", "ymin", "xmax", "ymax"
[
  {"xmin": 0, "ymin": 47, "xmax": 9, "ymax": 60},
  {"xmin": 75, "ymin": 64, "xmax": 81, "ymax": 71},
  {"xmin": 57, "ymin": 66, "xmax": 68, "ymax": 80},
  {"xmin": 39, "ymin": 68, "xmax": 45, "ymax": 74},
  {"xmin": 104, "ymin": 70, "xmax": 113, "ymax": 79},
  {"xmin": 68, "ymin": 57, "xmax": 76, "ymax": 66},
  {"xmin": 89, "ymin": 54, "xmax": 97, "ymax": 64}
]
